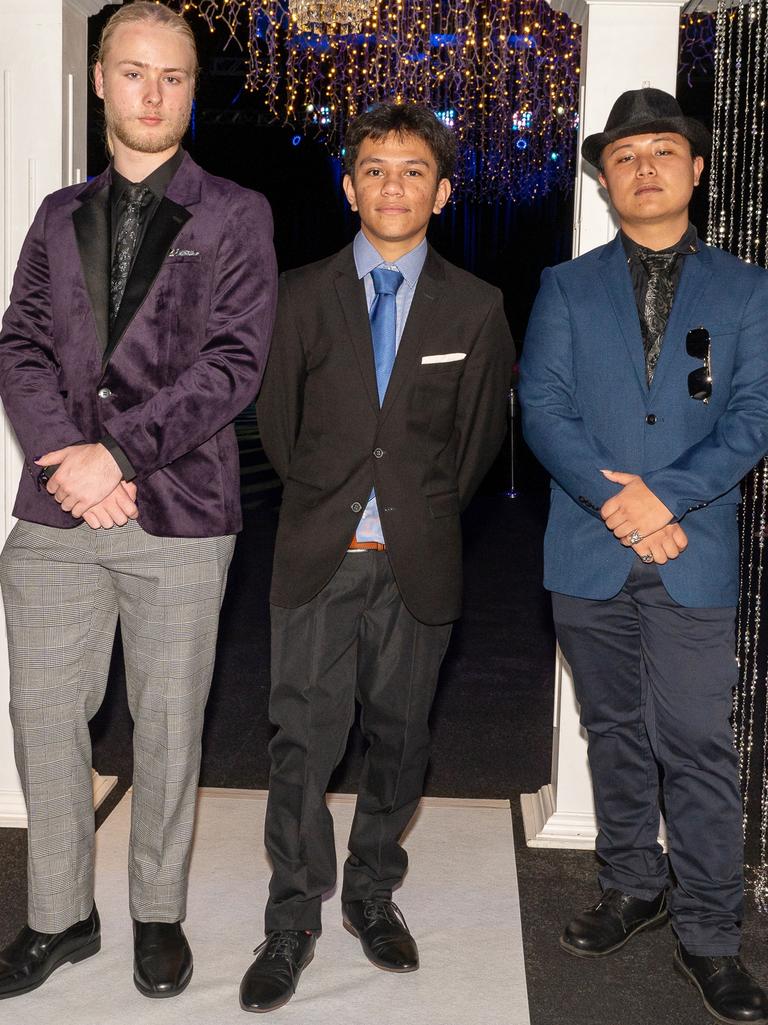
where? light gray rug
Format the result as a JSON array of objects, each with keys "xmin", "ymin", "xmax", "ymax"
[{"xmin": 8, "ymin": 789, "xmax": 530, "ymax": 1025}]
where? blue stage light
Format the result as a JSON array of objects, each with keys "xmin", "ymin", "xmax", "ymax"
[
  {"xmin": 516, "ymin": 138, "xmax": 527, "ymax": 150},
  {"xmin": 292, "ymin": 135, "xmax": 302, "ymax": 146}
]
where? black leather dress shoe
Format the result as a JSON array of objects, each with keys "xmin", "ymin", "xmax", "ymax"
[
  {"xmin": 342, "ymin": 899, "xmax": 419, "ymax": 972},
  {"xmin": 133, "ymin": 921, "xmax": 193, "ymax": 998},
  {"xmin": 675, "ymin": 942, "xmax": 768, "ymax": 1024},
  {"xmin": 239, "ymin": 930, "xmax": 316, "ymax": 1013},
  {"xmin": 0, "ymin": 906, "xmax": 100, "ymax": 999},
  {"xmin": 560, "ymin": 887, "xmax": 667, "ymax": 957}
]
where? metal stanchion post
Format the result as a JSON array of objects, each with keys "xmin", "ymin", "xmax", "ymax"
[{"xmin": 505, "ymin": 387, "xmax": 518, "ymax": 499}]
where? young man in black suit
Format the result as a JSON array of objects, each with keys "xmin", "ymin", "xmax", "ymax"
[{"xmin": 241, "ymin": 103, "xmax": 514, "ymax": 1011}]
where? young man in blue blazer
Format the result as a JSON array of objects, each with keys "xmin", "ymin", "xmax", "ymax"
[{"xmin": 520, "ymin": 88, "xmax": 768, "ymax": 1025}]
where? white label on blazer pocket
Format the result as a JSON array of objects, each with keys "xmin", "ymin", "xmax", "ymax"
[{"xmin": 421, "ymin": 353, "xmax": 467, "ymax": 364}]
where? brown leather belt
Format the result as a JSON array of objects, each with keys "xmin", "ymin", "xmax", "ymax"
[{"xmin": 348, "ymin": 537, "xmax": 386, "ymax": 552}]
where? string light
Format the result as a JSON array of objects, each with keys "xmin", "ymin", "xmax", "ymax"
[{"xmin": 171, "ymin": 0, "xmax": 581, "ymax": 202}]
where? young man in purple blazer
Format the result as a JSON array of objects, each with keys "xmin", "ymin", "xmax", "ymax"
[{"xmin": 0, "ymin": 2, "xmax": 276, "ymax": 1001}]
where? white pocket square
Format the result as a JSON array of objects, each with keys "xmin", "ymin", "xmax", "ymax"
[{"xmin": 421, "ymin": 353, "xmax": 466, "ymax": 364}]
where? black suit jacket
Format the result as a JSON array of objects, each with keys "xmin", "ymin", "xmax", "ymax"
[{"xmin": 256, "ymin": 243, "xmax": 514, "ymax": 624}]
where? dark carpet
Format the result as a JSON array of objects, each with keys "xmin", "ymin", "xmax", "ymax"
[{"xmin": 1, "ymin": 426, "xmax": 767, "ymax": 1025}]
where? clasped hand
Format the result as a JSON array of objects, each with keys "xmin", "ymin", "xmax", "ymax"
[
  {"xmin": 35, "ymin": 443, "xmax": 138, "ymax": 528},
  {"xmin": 600, "ymin": 470, "xmax": 687, "ymax": 564}
]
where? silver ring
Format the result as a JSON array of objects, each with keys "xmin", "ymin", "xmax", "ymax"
[
  {"xmin": 628, "ymin": 529, "xmax": 642, "ymax": 545},
  {"xmin": 641, "ymin": 554, "xmax": 654, "ymax": 563}
]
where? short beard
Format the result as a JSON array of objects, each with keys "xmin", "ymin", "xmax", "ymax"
[{"xmin": 104, "ymin": 97, "xmax": 191, "ymax": 155}]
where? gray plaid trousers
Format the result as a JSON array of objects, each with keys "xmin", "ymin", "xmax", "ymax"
[{"xmin": 0, "ymin": 519, "xmax": 235, "ymax": 933}]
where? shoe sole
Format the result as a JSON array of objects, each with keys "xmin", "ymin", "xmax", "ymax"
[
  {"xmin": 559, "ymin": 908, "xmax": 669, "ymax": 958},
  {"xmin": 133, "ymin": 965, "xmax": 193, "ymax": 999},
  {"xmin": 239, "ymin": 952, "xmax": 315, "ymax": 1013},
  {"xmin": 342, "ymin": 920, "xmax": 419, "ymax": 973},
  {"xmin": 0, "ymin": 935, "xmax": 101, "ymax": 1000},
  {"xmin": 673, "ymin": 952, "xmax": 768, "ymax": 1025}
]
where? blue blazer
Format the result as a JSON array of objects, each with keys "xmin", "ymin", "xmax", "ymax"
[{"xmin": 518, "ymin": 234, "xmax": 768, "ymax": 607}]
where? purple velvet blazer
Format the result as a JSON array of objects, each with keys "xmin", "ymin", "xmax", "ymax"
[{"xmin": 0, "ymin": 153, "xmax": 277, "ymax": 537}]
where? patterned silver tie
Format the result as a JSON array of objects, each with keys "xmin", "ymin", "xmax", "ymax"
[
  {"xmin": 639, "ymin": 251, "xmax": 677, "ymax": 386},
  {"xmin": 110, "ymin": 184, "xmax": 151, "ymax": 325}
]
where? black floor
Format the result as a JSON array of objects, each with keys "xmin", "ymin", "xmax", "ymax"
[{"xmin": 1, "ymin": 461, "xmax": 767, "ymax": 1025}]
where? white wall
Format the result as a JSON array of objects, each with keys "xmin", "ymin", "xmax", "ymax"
[{"xmin": 0, "ymin": 0, "xmax": 118, "ymax": 827}]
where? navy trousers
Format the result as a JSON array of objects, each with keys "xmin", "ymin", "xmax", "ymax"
[{"xmin": 552, "ymin": 561, "xmax": 743, "ymax": 955}]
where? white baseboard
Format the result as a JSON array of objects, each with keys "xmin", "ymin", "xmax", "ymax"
[
  {"xmin": 521, "ymin": 783, "xmax": 667, "ymax": 852},
  {"xmin": 0, "ymin": 772, "xmax": 118, "ymax": 829},
  {"xmin": 0, "ymin": 788, "xmax": 29, "ymax": 828},
  {"xmin": 520, "ymin": 784, "xmax": 599, "ymax": 850},
  {"xmin": 93, "ymin": 772, "xmax": 118, "ymax": 811}
]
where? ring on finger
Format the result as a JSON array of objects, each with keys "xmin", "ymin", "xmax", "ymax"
[
  {"xmin": 628, "ymin": 529, "xmax": 643, "ymax": 545},
  {"xmin": 640, "ymin": 553, "xmax": 654, "ymax": 564}
]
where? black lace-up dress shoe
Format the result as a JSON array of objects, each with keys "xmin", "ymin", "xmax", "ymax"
[
  {"xmin": 133, "ymin": 921, "xmax": 193, "ymax": 998},
  {"xmin": 675, "ymin": 943, "xmax": 768, "ymax": 1024},
  {"xmin": 239, "ymin": 930, "xmax": 316, "ymax": 1013},
  {"xmin": 0, "ymin": 906, "xmax": 101, "ymax": 999},
  {"xmin": 342, "ymin": 899, "xmax": 419, "ymax": 972},
  {"xmin": 560, "ymin": 887, "xmax": 668, "ymax": 957}
]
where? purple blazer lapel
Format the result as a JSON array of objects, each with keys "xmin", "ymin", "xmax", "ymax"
[
  {"xmin": 72, "ymin": 169, "xmax": 111, "ymax": 353},
  {"xmin": 106, "ymin": 197, "xmax": 191, "ymax": 362},
  {"xmin": 106, "ymin": 154, "xmax": 202, "ymax": 362}
]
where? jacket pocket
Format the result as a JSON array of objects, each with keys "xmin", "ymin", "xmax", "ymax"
[
  {"xmin": 283, "ymin": 475, "xmax": 325, "ymax": 508},
  {"xmin": 428, "ymin": 490, "xmax": 460, "ymax": 518}
]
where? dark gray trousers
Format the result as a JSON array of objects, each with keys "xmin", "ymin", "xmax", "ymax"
[
  {"xmin": 552, "ymin": 561, "xmax": 743, "ymax": 955},
  {"xmin": 264, "ymin": 551, "xmax": 452, "ymax": 932}
]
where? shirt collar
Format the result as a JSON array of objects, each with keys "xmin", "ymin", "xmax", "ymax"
[
  {"xmin": 353, "ymin": 230, "xmax": 428, "ymax": 288},
  {"xmin": 111, "ymin": 146, "xmax": 185, "ymax": 204},
  {"xmin": 621, "ymin": 222, "xmax": 699, "ymax": 262}
]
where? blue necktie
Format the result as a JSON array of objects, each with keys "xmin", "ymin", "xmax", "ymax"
[{"xmin": 370, "ymin": 266, "xmax": 403, "ymax": 405}]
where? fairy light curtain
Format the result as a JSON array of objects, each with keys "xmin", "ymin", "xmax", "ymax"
[
  {"xmin": 707, "ymin": 0, "xmax": 768, "ymax": 908},
  {"xmin": 173, "ymin": 0, "xmax": 581, "ymax": 201}
]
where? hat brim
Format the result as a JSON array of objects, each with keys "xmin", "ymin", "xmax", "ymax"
[{"xmin": 581, "ymin": 117, "xmax": 711, "ymax": 170}]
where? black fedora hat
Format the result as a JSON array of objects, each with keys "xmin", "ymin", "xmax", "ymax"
[{"xmin": 581, "ymin": 87, "xmax": 711, "ymax": 169}]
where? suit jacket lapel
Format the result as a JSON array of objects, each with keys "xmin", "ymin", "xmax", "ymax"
[
  {"xmin": 106, "ymin": 196, "xmax": 191, "ymax": 361},
  {"xmin": 598, "ymin": 236, "xmax": 648, "ymax": 395},
  {"xmin": 72, "ymin": 176, "xmax": 111, "ymax": 353},
  {"xmin": 378, "ymin": 247, "xmax": 445, "ymax": 427},
  {"xmin": 333, "ymin": 246, "xmax": 380, "ymax": 412},
  {"xmin": 649, "ymin": 247, "xmax": 714, "ymax": 394}
]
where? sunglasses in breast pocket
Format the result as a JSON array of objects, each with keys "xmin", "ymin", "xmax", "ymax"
[{"xmin": 686, "ymin": 327, "xmax": 711, "ymax": 403}]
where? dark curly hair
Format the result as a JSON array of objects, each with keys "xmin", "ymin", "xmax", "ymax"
[{"xmin": 344, "ymin": 103, "xmax": 457, "ymax": 183}]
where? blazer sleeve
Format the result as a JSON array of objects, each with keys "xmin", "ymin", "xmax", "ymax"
[
  {"xmin": 104, "ymin": 191, "xmax": 278, "ymax": 480},
  {"xmin": 0, "ymin": 196, "xmax": 87, "ymax": 463},
  {"xmin": 455, "ymin": 290, "xmax": 515, "ymax": 509},
  {"xmin": 518, "ymin": 267, "xmax": 621, "ymax": 516},
  {"xmin": 255, "ymin": 274, "xmax": 306, "ymax": 483},
  {"xmin": 644, "ymin": 271, "xmax": 768, "ymax": 518}
]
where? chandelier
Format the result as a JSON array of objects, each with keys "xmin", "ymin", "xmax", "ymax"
[
  {"xmin": 289, "ymin": 0, "xmax": 376, "ymax": 33},
  {"xmin": 175, "ymin": 0, "xmax": 582, "ymax": 202}
]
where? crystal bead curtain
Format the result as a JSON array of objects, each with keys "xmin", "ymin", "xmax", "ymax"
[{"xmin": 709, "ymin": 0, "xmax": 768, "ymax": 910}]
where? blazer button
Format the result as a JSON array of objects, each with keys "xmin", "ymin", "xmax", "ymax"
[
  {"xmin": 645, "ymin": 414, "xmax": 657, "ymax": 425},
  {"xmin": 98, "ymin": 387, "xmax": 113, "ymax": 399},
  {"xmin": 373, "ymin": 448, "xmax": 384, "ymax": 459},
  {"xmin": 351, "ymin": 502, "xmax": 363, "ymax": 513}
]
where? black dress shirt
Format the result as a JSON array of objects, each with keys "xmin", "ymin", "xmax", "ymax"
[
  {"xmin": 101, "ymin": 147, "xmax": 185, "ymax": 481},
  {"xmin": 110, "ymin": 146, "xmax": 184, "ymax": 269},
  {"xmin": 621, "ymin": 222, "xmax": 699, "ymax": 326}
]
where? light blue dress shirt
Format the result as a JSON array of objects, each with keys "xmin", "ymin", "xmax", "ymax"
[{"xmin": 352, "ymin": 231, "xmax": 428, "ymax": 544}]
